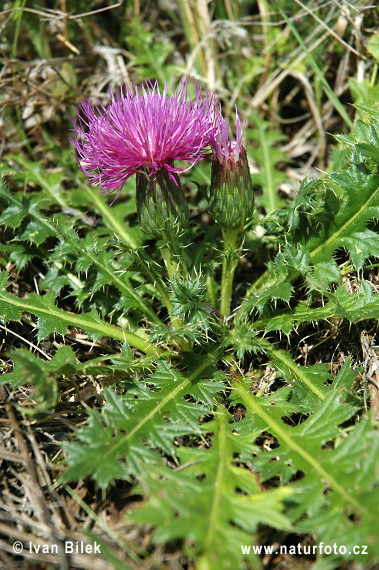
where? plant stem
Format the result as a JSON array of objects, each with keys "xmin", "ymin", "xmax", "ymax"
[
  {"xmin": 160, "ymin": 246, "xmax": 178, "ymax": 284},
  {"xmin": 220, "ymin": 227, "xmax": 241, "ymax": 317},
  {"xmin": 159, "ymin": 242, "xmax": 192, "ymax": 351}
]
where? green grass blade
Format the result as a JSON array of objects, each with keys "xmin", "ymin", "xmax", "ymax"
[{"xmin": 278, "ymin": 6, "xmax": 353, "ymax": 129}]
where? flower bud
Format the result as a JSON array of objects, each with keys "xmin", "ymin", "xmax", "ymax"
[{"xmin": 209, "ymin": 112, "xmax": 254, "ymax": 230}]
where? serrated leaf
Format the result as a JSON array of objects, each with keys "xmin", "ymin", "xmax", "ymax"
[
  {"xmin": 0, "ymin": 271, "xmax": 156, "ymax": 354},
  {"xmin": 295, "ymin": 416, "xmax": 379, "ymax": 563},
  {"xmin": 0, "ymin": 182, "xmax": 159, "ymax": 325},
  {"xmin": 272, "ymin": 353, "xmax": 330, "ymax": 407},
  {"xmin": 129, "ymin": 407, "xmax": 293, "ymax": 570},
  {"xmin": 308, "ymin": 156, "xmax": 379, "ymax": 274},
  {"xmin": 232, "ymin": 379, "xmax": 378, "ymax": 564},
  {"xmin": 242, "ymin": 279, "xmax": 293, "ymax": 315},
  {"xmin": 333, "ymin": 279, "xmax": 379, "ymax": 321},
  {"xmin": 41, "ymin": 266, "xmax": 72, "ymax": 296},
  {"xmin": 0, "ymin": 243, "xmax": 37, "ymax": 271},
  {"xmin": 188, "ymin": 377, "xmax": 226, "ymax": 408},
  {"xmin": 355, "ymin": 141, "xmax": 379, "ymax": 163},
  {"xmin": 0, "ymin": 202, "xmax": 28, "ymax": 228},
  {"xmin": 241, "ymin": 138, "xmax": 379, "ymax": 312},
  {"xmin": 0, "ymin": 183, "xmax": 52, "ymax": 233},
  {"xmin": 251, "ymin": 280, "xmax": 378, "ymax": 335},
  {"xmin": 17, "ymin": 218, "xmax": 56, "ymax": 246},
  {"xmin": 62, "ymin": 355, "xmax": 221, "ymax": 488},
  {"xmin": 335, "ymin": 118, "xmax": 379, "ymax": 166}
]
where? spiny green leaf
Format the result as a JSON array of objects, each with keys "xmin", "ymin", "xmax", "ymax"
[
  {"xmin": 40, "ymin": 266, "xmax": 73, "ymax": 296},
  {"xmin": 223, "ymin": 323, "xmax": 262, "ymax": 360},
  {"xmin": 355, "ymin": 141, "xmax": 379, "ymax": 163},
  {"xmin": 287, "ymin": 178, "xmax": 325, "ymax": 231},
  {"xmin": 129, "ymin": 407, "xmax": 293, "ymax": 570},
  {"xmin": 251, "ymin": 280, "xmax": 378, "ymax": 334},
  {"xmin": 335, "ymin": 117, "xmax": 379, "ymax": 166},
  {"xmin": 17, "ymin": 217, "xmax": 56, "ymax": 246},
  {"xmin": 0, "ymin": 243, "xmax": 37, "ymax": 271},
  {"xmin": 0, "ymin": 183, "xmax": 52, "ymax": 233},
  {"xmin": 0, "ymin": 201, "xmax": 28, "ymax": 229},
  {"xmin": 333, "ymin": 279, "xmax": 379, "ymax": 321},
  {"xmin": 171, "ymin": 274, "xmax": 212, "ymax": 333},
  {"xmin": 271, "ymin": 354, "xmax": 330, "ymax": 408},
  {"xmin": 229, "ymin": 383, "xmax": 300, "ymax": 429},
  {"xmin": 62, "ymin": 355, "xmax": 221, "ymax": 488},
  {"xmin": 308, "ymin": 155, "xmax": 379, "ymax": 274},
  {"xmin": 0, "ymin": 271, "xmax": 157, "ymax": 354},
  {"xmin": 233, "ymin": 380, "xmax": 366, "ymax": 517},
  {"xmin": 295, "ymin": 416, "xmax": 379, "ymax": 564},
  {"xmin": 0, "ymin": 182, "xmax": 160, "ymax": 324},
  {"xmin": 229, "ymin": 379, "xmax": 379, "ymax": 565},
  {"xmin": 239, "ymin": 140, "xmax": 379, "ymax": 320}
]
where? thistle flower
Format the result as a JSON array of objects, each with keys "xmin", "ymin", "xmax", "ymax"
[
  {"xmin": 69, "ymin": 79, "xmax": 219, "ymax": 200},
  {"xmin": 209, "ymin": 110, "xmax": 254, "ymax": 230}
]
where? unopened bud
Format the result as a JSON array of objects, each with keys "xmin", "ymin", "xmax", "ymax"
[{"xmin": 209, "ymin": 145, "xmax": 253, "ymax": 230}]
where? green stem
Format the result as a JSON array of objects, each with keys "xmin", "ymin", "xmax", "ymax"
[
  {"xmin": 220, "ymin": 228, "xmax": 242, "ymax": 317},
  {"xmin": 159, "ymin": 222, "xmax": 188, "ymax": 280},
  {"xmin": 90, "ymin": 190, "xmax": 138, "ymax": 249},
  {"xmin": 160, "ymin": 246, "xmax": 178, "ymax": 284},
  {"xmin": 130, "ymin": 248, "xmax": 171, "ymax": 310},
  {"xmin": 159, "ymin": 242, "xmax": 192, "ymax": 351},
  {"xmin": 233, "ymin": 379, "xmax": 367, "ymax": 514},
  {"xmin": 160, "ymin": 247, "xmax": 192, "ymax": 351},
  {"xmin": 90, "ymin": 190, "xmax": 171, "ymax": 322}
]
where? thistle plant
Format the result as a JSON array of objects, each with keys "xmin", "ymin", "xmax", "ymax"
[
  {"xmin": 70, "ymin": 79, "xmax": 219, "ymax": 305},
  {"xmin": 1, "ymin": 76, "xmax": 378, "ymax": 570}
]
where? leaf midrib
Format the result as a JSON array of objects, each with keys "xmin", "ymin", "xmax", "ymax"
[
  {"xmin": 234, "ymin": 380, "xmax": 367, "ymax": 515},
  {"xmin": 310, "ymin": 184, "xmax": 379, "ymax": 261},
  {"xmin": 0, "ymin": 291, "xmax": 160, "ymax": 356},
  {"xmin": 102, "ymin": 354, "xmax": 216, "ymax": 459},
  {"xmin": 203, "ymin": 406, "xmax": 228, "ymax": 553}
]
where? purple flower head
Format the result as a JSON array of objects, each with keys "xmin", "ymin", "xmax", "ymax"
[
  {"xmin": 210, "ymin": 107, "xmax": 245, "ymax": 164},
  {"xmin": 69, "ymin": 79, "xmax": 220, "ymax": 198}
]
